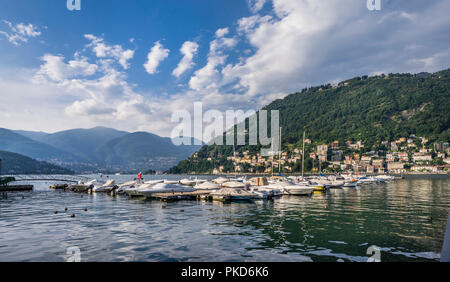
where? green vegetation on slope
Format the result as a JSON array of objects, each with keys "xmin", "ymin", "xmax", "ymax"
[{"xmin": 0, "ymin": 151, "xmax": 74, "ymax": 175}]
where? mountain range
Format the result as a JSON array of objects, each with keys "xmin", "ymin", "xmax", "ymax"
[{"xmin": 0, "ymin": 127, "xmax": 202, "ymax": 173}]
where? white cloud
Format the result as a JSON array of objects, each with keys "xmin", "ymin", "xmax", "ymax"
[
  {"xmin": 143, "ymin": 41, "xmax": 170, "ymax": 75},
  {"xmin": 172, "ymin": 41, "xmax": 199, "ymax": 78},
  {"xmin": 0, "ymin": 20, "xmax": 41, "ymax": 46},
  {"xmin": 84, "ymin": 34, "xmax": 135, "ymax": 69},
  {"xmin": 248, "ymin": 0, "xmax": 268, "ymax": 13},
  {"xmin": 34, "ymin": 54, "xmax": 98, "ymax": 82},
  {"xmin": 188, "ymin": 28, "xmax": 237, "ymax": 91}
]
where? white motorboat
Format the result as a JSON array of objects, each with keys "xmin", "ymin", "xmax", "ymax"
[
  {"xmin": 343, "ymin": 181, "xmax": 357, "ymax": 188},
  {"xmin": 281, "ymin": 185, "xmax": 314, "ymax": 196},
  {"xmin": 179, "ymin": 178, "xmax": 197, "ymax": 186},
  {"xmin": 144, "ymin": 179, "xmax": 164, "ymax": 185},
  {"xmin": 194, "ymin": 181, "xmax": 220, "ymax": 190},
  {"xmin": 249, "ymin": 186, "xmax": 283, "ymax": 198},
  {"xmin": 123, "ymin": 183, "xmax": 155, "ymax": 197},
  {"xmin": 357, "ymin": 177, "xmax": 379, "ymax": 185},
  {"xmin": 210, "ymin": 188, "xmax": 256, "ymax": 201},
  {"xmin": 221, "ymin": 181, "xmax": 246, "ymax": 188},
  {"xmin": 261, "ymin": 181, "xmax": 314, "ymax": 196},
  {"xmin": 248, "ymin": 188, "xmax": 270, "ymax": 199},
  {"xmin": 92, "ymin": 179, "xmax": 116, "ymax": 192},
  {"xmin": 212, "ymin": 177, "xmax": 229, "ymax": 184},
  {"xmin": 375, "ymin": 175, "xmax": 396, "ymax": 182},
  {"xmin": 116, "ymin": 180, "xmax": 138, "ymax": 194},
  {"xmin": 139, "ymin": 183, "xmax": 195, "ymax": 197}
]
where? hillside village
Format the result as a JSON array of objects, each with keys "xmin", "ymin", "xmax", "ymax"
[{"xmin": 191, "ymin": 136, "xmax": 450, "ymax": 175}]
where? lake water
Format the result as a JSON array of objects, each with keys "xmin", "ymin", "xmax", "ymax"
[{"xmin": 0, "ymin": 175, "xmax": 449, "ymax": 262}]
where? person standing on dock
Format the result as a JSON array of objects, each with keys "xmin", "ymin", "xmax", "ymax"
[{"xmin": 138, "ymin": 172, "xmax": 142, "ymax": 184}]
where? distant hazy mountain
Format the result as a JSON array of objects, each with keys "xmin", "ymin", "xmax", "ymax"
[
  {"xmin": 0, "ymin": 128, "xmax": 76, "ymax": 162},
  {"xmin": 13, "ymin": 130, "xmax": 48, "ymax": 141},
  {"xmin": 0, "ymin": 151, "xmax": 73, "ymax": 175},
  {"xmin": 34, "ymin": 127, "xmax": 129, "ymax": 162},
  {"xmin": 96, "ymin": 132, "xmax": 202, "ymax": 171}
]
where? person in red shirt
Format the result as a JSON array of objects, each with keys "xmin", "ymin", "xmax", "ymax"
[{"xmin": 137, "ymin": 172, "xmax": 142, "ymax": 184}]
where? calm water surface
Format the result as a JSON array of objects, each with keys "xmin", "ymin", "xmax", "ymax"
[{"xmin": 0, "ymin": 175, "xmax": 449, "ymax": 262}]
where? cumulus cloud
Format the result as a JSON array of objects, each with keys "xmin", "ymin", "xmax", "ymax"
[
  {"xmin": 84, "ymin": 34, "xmax": 135, "ymax": 69},
  {"xmin": 172, "ymin": 41, "xmax": 199, "ymax": 78},
  {"xmin": 144, "ymin": 41, "xmax": 170, "ymax": 74},
  {"xmin": 0, "ymin": 20, "xmax": 41, "ymax": 46},
  {"xmin": 188, "ymin": 28, "xmax": 237, "ymax": 91},
  {"xmin": 34, "ymin": 54, "xmax": 98, "ymax": 82}
]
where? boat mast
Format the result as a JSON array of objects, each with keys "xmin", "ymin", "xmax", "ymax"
[
  {"xmin": 278, "ymin": 127, "xmax": 282, "ymax": 174},
  {"xmin": 302, "ymin": 131, "xmax": 305, "ymax": 178},
  {"xmin": 233, "ymin": 143, "xmax": 237, "ymax": 179},
  {"xmin": 271, "ymin": 137, "xmax": 274, "ymax": 178}
]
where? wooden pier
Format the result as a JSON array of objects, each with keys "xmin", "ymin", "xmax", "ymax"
[
  {"xmin": 0, "ymin": 185, "xmax": 34, "ymax": 192},
  {"xmin": 146, "ymin": 190, "xmax": 213, "ymax": 202}
]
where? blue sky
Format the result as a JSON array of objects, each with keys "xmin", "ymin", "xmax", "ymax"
[{"xmin": 0, "ymin": 0, "xmax": 449, "ymax": 137}]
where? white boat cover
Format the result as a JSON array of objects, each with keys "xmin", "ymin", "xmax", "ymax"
[
  {"xmin": 210, "ymin": 188, "xmax": 255, "ymax": 197},
  {"xmin": 140, "ymin": 183, "xmax": 195, "ymax": 196},
  {"xmin": 179, "ymin": 178, "xmax": 197, "ymax": 186},
  {"xmin": 212, "ymin": 177, "xmax": 229, "ymax": 184},
  {"xmin": 194, "ymin": 181, "xmax": 220, "ymax": 190},
  {"xmin": 221, "ymin": 181, "xmax": 246, "ymax": 188},
  {"xmin": 144, "ymin": 179, "xmax": 164, "ymax": 185}
]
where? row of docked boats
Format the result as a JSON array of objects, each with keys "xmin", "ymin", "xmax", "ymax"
[{"xmin": 65, "ymin": 174, "xmax": 397, "ymax": 201}]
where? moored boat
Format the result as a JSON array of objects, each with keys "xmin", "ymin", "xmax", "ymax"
[{"xmin": 139, "ymin": 183, "xmax": 195, "ymax": 197}]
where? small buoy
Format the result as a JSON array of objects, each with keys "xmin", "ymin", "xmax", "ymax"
[
  {"xmin": 54, "ymin": 211, "xmax": 59, "ymax": 214},
  {"xmin": 84, "ymin": 208, "xmax": 88, "ymax": 212},
  {"xmin": 71, "ymin": 214, "xmax": 76, "ymax": 218},
  {"xmin": 22, "ymin": 196, "xmax": 25, "ymax": 199},
  {"xmin": 180, "ymin": 209, "xmax": 184, "ymax": 212},
  {"xmin": 65, "ymin": 208, "xmax": 68, "ymax": 212}
]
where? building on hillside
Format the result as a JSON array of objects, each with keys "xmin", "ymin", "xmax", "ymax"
[
  {"xmin": 411, "ymin": 166, "xmax": 438, "ymax": 173},
  {"xmin": 398, "ymin": 152, "xmax": 409, "ymax": 162},
  {"xmin": 331, "ymin": 141, "xmax": 339, "ymax": 149},
  {"xmin": 331, "ymin": 150, "xmax": 343, "ymax": 162},
  {"xmin": 372, "ymin": 159, "xmax": 384, "ymax": 168},
  {"xmin": 412, "ymin": 154, "xmax": 432, "ymax": 163},
  {"xmin": 387, "ymin": 162, "xmax": 405, "ymax": 173},
  {"xmin": 361, "ymin": 156, "xmax": 372, "ymax": 164}
]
